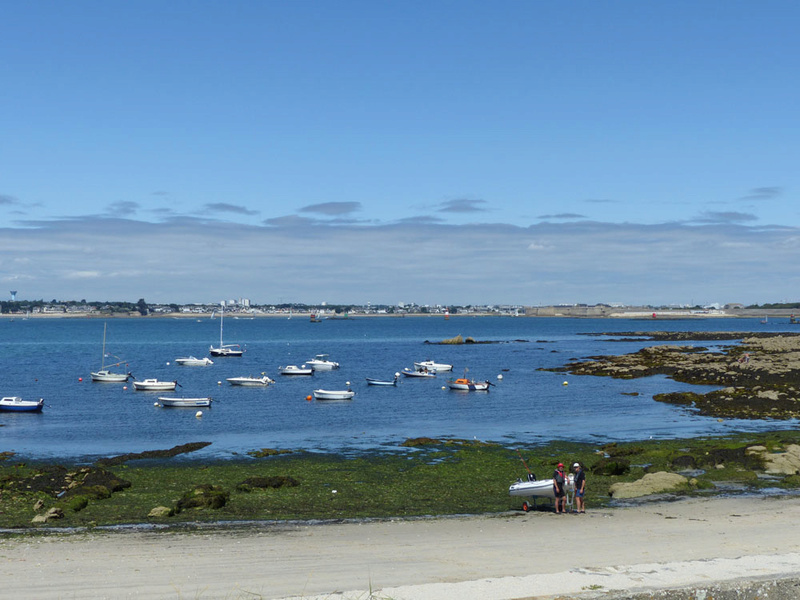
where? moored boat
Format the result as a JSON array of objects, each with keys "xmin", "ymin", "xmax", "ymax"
[
  {"xmin": 366, "ymin": 373, "xmax": 399, "ymax": 386},
  {"xmin": 226, "ymin": 375, "xmax": 274, "ymax": 386},
  {"xmin": 158, "ymin": 397, "xmax": 212, "ymax": 408},
  {"xmin": 306, "ymin": 354, "xmax": 340, "ymax": 371},
  {"xmin": 446, "ymin": 377, "xmax": 491, "ymax": 391},
  {"xmin": 0, "ymin": 396, "xmax": 44, "ymax": 412},
  {"xmin": 175, "ymin": 356, "xmax": 214, "ymax": 366},
  {"xmin": 414, "ymin": 360, "xmax": 453, "ymax": 372},
  {"xmin": 209, "ymin": 305, "xmax": 243, "ymax": 357},
  {"xmin": 402, "ymin": 367, "xmax": 436, "ymax": 378},
  {"xmin": 91, "ymin": 322, "xmax": 131, "ymax": 382},
  {"xmin": 313, "ymin": 387, "xmax": 355, "ymax": 400},
  {"xmin": 279, "ymin": 364, "xmax": 314, "ymax": 375},
  {"xmin": 132, "ymin": 379, "xmax": 178, "ymax": 391}
]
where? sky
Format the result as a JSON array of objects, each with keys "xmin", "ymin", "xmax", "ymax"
[{"xmin": 1, "ymin": 1, "xmax": 799, "ymax": 307}]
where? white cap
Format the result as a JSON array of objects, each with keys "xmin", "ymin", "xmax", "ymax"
[{"xmin": 572, "ymin": 463, "xmax": 580, "ymax": 468}]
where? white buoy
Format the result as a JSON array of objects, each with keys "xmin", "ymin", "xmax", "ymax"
[
  {"xmin": 217, "ymin": 381, "xmax": 222, "ymax": 385},
  {"xmin": 166, "ymin": 362, "xmax": 170, "ymax": 366},
  {"xmin": 497, "ymin": 374, "xmax": 503, "ymax": 380},
  {"xmin": 442, "ymin": 386, "xmax": 446, "ymax": 390},
  {"xmin": 196, "ymin": 411, "xmax": 203, "ymax": 418},
  {"xmin": 154, "ymin": 402, "xmax": 159, "ymax": 406},
  {"xmin": 563, "ymin": 381, "xmax": 569, "ymax": 386}
]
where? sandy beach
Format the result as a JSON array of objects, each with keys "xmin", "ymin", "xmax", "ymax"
[{"xmin": 2, "ymin": 494, "xmax": 800, "ymax": 599}]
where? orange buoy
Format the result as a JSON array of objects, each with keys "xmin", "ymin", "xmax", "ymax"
[{"xmin": 306, "ymin": 395, "xmax": 312, "ymax": 401}]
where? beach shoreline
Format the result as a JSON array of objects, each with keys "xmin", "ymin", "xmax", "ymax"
[{"xmin": 3, "ymin": 494, "xmax": 800, "ymax": 599}]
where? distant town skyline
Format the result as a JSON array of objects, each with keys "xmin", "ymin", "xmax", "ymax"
[{"xmin": 2, "ymin": 2, "xmax": 799, "ymax": 306}]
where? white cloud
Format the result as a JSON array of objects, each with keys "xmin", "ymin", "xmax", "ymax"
[{"xmin": 1, "ymin": 217, "xmax": 799, "ymax": 306}]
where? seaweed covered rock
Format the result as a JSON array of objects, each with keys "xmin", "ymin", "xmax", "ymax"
[
  {"xmin": 175, "ymin": 484, "xmax": 229, "ymax": 512},
  {"xmin": 609, "ymin": 472, "xmax": 689, "ymax": 499},
  {"xmin": 590, "ymin": 457, "xmax": 631, "ymax": 476},
  {"xmin": 236, "ymin": 475, "xmax": 299, "ymax": 492}
]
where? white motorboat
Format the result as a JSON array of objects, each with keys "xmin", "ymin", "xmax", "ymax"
[
  {"xmin": 158, "ymin": 397, "xmax": 212, "ymax": 408},
  {"xmin": 132, "ymin": 378, "xmax": 178, "ymax": 391},
  {"xmin": 279, "ymin": 364, "xmax": 314, "ymax": 375},
  {"xmin": 0, "ymin": 396, "xmax": 44, "ymax": 412},
  {"xmin": 175, "ymin": 356, "xmax": 214, "ymax": 366},
  {"xmin": 366, "ymin": 373, "xmax": 399, "ymax": 386},
  {"xmin": 306, "ymin": 354, "xmax": 340, "ymax": 371},
  {"xmin": 226, "ymin": 375, "xmax": 274, "ymax": 386},
  {"xmin": 209, "ymin": 305, "xmax": 243, "ymax": 357},
  {"xmin": 313, "ymin": 387, "xmax": 355, "ymax": 400},
  {"xmin": 91, "ymin": 322, "xmax": 131, "ymax": 382},
  {"xmin": 414, "ymin": 360, "xmax": 453, "ymax": 372},
  {"xmin": 402, "ymin": 367, "xmax": 436, "ymax": 378}
]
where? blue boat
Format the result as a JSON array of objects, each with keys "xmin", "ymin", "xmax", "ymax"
[{"xmin": 0, "ymin": 396, "xmax": 44, "ymax": 413}]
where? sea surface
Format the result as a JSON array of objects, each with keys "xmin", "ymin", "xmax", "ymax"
[{"xmin": 1, "ymin": 315, "xmax": 797, "ymax": 463}]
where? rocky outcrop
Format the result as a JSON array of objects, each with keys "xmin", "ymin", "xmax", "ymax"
[
  {"xmin": 608, "ymin": 472, "xmax": 689, "ymax": 499},
  {"xmin": 746, "ymin": 445, "xmax": 800, "ymax": 475},
  {"xmin": 555, "ymin": 333, "xmax": 800, "ymax": 419}
]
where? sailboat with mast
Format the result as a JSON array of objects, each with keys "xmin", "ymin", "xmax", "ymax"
[
  {"xmin": 209, "ymin": 304, "xmax": 243, "ymax": 357},
  {"xmin": 90, "ymin": 322, "xmax": 131, "ymax": 382}
]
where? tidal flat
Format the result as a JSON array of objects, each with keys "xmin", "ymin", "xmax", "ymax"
[{"xmin": 3, "ymin": 429, "xmax": 800, "ymax": 531}]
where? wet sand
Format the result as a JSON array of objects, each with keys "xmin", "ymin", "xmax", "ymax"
[{"xmin": 2, "ymin": 495, "xmax": 800, "ymax": 599}]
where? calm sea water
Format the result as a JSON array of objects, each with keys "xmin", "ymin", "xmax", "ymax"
[{"xmin": 1, "ymin": 315, "xmax": 796, "ymax": 462}]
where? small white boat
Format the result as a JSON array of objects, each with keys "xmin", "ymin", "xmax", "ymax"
[
  {"xmin": 0, "ymin": 396, "xmax": 44, "ymax": 412},
  {"xmin": 279, "ymin": 364, "xmax": 314, "ymax": 376},
  {"xmin": 306, "ymin": 354, "xmax": 340, "ymax": 371},
  {"xmin": 132, "ymin": 378, "xmax": 178, "ymax": 391},
  {"xmin": 209, "ymin": 305, "xmax": 243, "ymax": 356},
  {"xmin": 446, "ymin": 377, "xmax": 491, "ymax": 391},
  {"xmin": 158, "ymin": 397, "xmax": 212, "ymax": 408},
  {"xmin": 91, "ymin": 322, "xmax": 130, "ymax": 382},
  {"xmin": 91, "ymin": 369, "xmax": 131, "ymax": 383},
  {"xmin": 402, "ymin": 367, "xmax": 436, "ymax": 378},
  {"xmin": 313, "ymin": 387, "xmax": 355, "ymax": 400},
  {"xmin": 414, "ymin": 360, "xmax": 453, "ymax": 372},
  {"xmin": 509, "ymin": 474, "xmax": 574, "ymax": 511},
  {"xmin": 366, "ymin": 373, "xmax": 399, "ymax": 386},
  {"xmin": 175, "ymin": 356, "xmax": 214, "ymax": 366},
  {"xmin": 226, "ymin": 375, "xmax": 274, "ymax": 387}
]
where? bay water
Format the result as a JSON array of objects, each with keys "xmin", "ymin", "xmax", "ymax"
[{"xmin": 1, "ymin": 315, "xmax": 795, "ymax": 463}]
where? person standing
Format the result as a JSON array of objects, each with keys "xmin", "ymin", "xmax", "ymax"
[
  {"xmin": 573, "ymin": 462, "xmax": 586, "ymax": 513},
  {"xmin": 552, "ymin": 463, "xmax": 567, "ymax": 513}
]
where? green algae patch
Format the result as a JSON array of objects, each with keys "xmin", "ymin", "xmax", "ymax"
[{"xmin": 4, "ymin": 431, "xmax": 800, "ymax": 529}]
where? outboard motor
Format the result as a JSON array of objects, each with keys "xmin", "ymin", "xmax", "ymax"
[{"xmin": 527, "ymin": 472, "xmax": 536, "ymax": 482}]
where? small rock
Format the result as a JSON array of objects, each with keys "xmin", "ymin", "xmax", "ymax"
[{"xmin": 148, "ymin": 506, "xmax": 173, "ymax": 518}]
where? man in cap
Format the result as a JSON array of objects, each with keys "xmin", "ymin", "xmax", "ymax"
[{"xmin": 573, "ymin": 462, "xmax": 586, "ymax": 513}]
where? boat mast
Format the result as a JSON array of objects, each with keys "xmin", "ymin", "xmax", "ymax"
[
  {"xmin": 100, "ymin": 322, "xmax": 108, "ymax": 369},
  {"xmin": 219, "ymin": 304, "xmax": 224, "ymax": 347}
]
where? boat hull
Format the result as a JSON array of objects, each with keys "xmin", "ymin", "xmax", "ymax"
[
  {"xmin": 91, "ymin": 370, "xmax": 130, "ymax": 383},
  {"xmin": 209, "ymin": 346, "xmax": 243, "ymax": 357},
  {"xmin": 508, "ymin": 479, "xmax": 556, "ymax": 500},
  {"xmin": 158, "ymin": 397, "xmax": 212, "ymax": 408},
  {"xmin": 279, "ymin": 365, "xmax": 314, "ymax": 375},
  {"xmin": 226, "ymin": 377, "xmax": 273, "ymax": 386},
  {"xmin": 313, "ymin": 389, "xmax": 354, "ymax": 400},
  {"xmin": 0, "ymin": 397, "xmax": 44, "ymax": 412},
  {"xmin": 414, "ymin": 361, "xmax": 453, "ymax": 372},
  {"xmin": 132, "ymin": 380, "xmax": 177, "ymax": 391},
  {"xmin": 175, "ymin": 357, "xmax": 214, "ymax": 366},
  {"xmin": 402, "ymin": 368, "xmax": 436, "ymax": 378},
  {"xmin": 366, "ymin": 378, "xmax": 398, "ymax": 386},
  {"xmin": 447, "ymin": 379, "xmax": 491, "ymax": 391}
]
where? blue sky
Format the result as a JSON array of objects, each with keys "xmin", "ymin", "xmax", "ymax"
[{"xmin": 1, "ymin": 1, "xmax": 799, "ymax": 306}]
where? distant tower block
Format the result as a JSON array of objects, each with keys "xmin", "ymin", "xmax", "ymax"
[{"xmin": 10, "ymin": 291, "xmax": 17, "ymax": 301}]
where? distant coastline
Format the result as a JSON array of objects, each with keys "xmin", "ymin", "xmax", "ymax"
[{"xmin": 0, "ymin": 307, "xmax": 796, "ymax": 320}]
